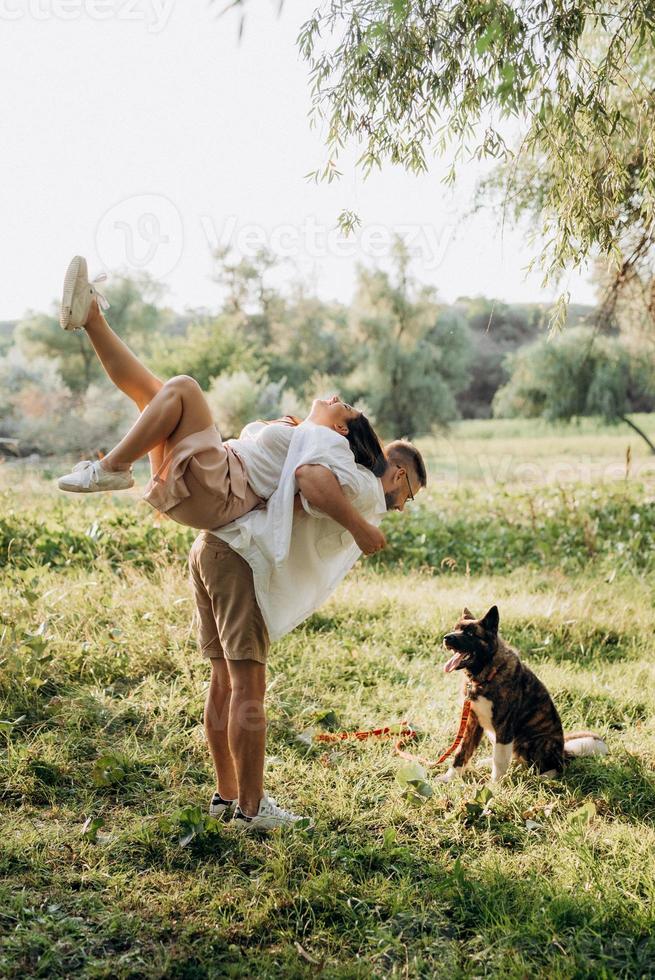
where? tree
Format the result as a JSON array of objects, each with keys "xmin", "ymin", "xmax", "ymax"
[
  {"xmin": 591, "ymin": 258, "xmax": 655, "ymax": 359},
  {"xmin": 213, "ymin": 246, "xmax": 287, "ymax": 350},
  {"xmin": 290, "ymin": 2, "xmax": 655, "ymax": 315},
  {"xmin": 266, "ymin": 287, "xmax": 355, "ymax": 391},
  {"xmin": 493, "ymin": 326, "xmax": 655, "ymax": 452},
  {"xmin": 0, "ymin": 321, "xmax": 16, "ymax": 357},
  {"xmin": 150, "ymin": 315, "xmax": 256, "ymax": 391},
  {"xmin": 454, "ymin": 297, "xmax": 593, "ymax": 417},
  {"xmin": 479, "ymin": 60, "xmax": 655, "ymax": 326},
  {"xmin": 346, "ymin": 238, "xmax": 471, "ymax": 438},
  {"xmin": 213, "ymin": 247, "xmax": 357, "ymax": 392}
]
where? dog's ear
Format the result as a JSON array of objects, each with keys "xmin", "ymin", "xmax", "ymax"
[
  {"xmin": 480, "ymin": 605, "xmax": 499, "ymax": 633},
  {"xmin": 462, "ymin": 606, "xmax": 474, "ymax": 620}
]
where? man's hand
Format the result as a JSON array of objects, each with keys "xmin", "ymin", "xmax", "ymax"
[{"xmin": 352, "ymin": 521, "xmax": 387, "ymax": 556}]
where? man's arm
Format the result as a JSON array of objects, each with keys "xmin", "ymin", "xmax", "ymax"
[{"xmin": 295, "ymin": 464, "xmax": 386, "ymax": 556}]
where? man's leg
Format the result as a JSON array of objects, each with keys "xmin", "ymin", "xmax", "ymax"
[
  {"xmin": 225, "ymin": 658, "xmax": 267, "ymax": 817},
  {"xmin": 204, "ymin": 658, "xmax": 238, "ymax": 801}
]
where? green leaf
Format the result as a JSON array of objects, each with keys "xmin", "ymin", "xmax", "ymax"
[
  {"xmin": 476, "ymin": 31, "xmax": 492, "ymax": 55},
  {"xmin": 92, "ymin": 754, "xmax": 128, "ymax": 788},
  {"xmin": 474, "ymin": 786, "xmax": 494, "ymax": 806},
  {"xmin": 408, "ymin": 778, "xmax": 434, "ymax": 799},
  {"xmin": 0, "ymin": 715, "xmax": 26, "ymax": 733},
  {"xmin": 314, "ymin": 709, "xmax": 339, "ymax": 730},
  {"xmin": 81, "ymin": 816, "xmax": 105, "ymax": 843},
  {"xmin": 566, "ymin": 801, "xmax": 597, "ymax": 826},
  {"xmin": 396, "ymin": 761, "xmax": 427, "ymax": 787}
]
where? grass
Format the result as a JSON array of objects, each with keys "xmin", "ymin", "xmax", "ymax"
[
  {"xmin": 416, "ymin": 413, "xmax": 655, "ymax": 485},
  {"xmin": 1, "ymin": 420, "xmax": 655, "ymax": 978}
]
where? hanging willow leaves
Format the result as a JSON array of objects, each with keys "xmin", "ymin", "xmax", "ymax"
[{"xmin": 293, "ymin": 1, "xmax": 655, "ymax": 314}]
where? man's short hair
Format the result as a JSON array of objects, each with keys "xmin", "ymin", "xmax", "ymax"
[{"xmin": 385, "ymin": 440, "xmax": 427, "ymax": 488}]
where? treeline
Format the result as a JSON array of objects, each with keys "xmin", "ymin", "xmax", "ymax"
[{"xmin": 0, "ymin": 239, "xmax": 633, "ymax": 458}]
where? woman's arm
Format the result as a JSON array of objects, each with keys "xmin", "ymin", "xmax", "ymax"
[{"xmin": 295, "ymin": 464, "xmax": 386, "ymax": 556}]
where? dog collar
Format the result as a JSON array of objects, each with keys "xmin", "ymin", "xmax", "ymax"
[{"xmin": 465, "ymin": 665, "xmax": 498, "ymax": 696}]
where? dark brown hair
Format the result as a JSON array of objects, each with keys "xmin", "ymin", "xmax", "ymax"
[
  {"xmin": 265, "ymin": 413, "xmax": 386, "ymax": 476},
  {"xmin": 345, "ymin": 413, "xmax": 387, "ymax": 476}
]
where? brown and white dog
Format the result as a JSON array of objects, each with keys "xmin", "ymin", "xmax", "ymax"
[{"xmin": 439, "ymin": 605, "xmax": 608, "ymax": 783}]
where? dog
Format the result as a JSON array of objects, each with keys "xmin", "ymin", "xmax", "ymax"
[{"xmin": 439, "ymin": 605, "xmax": 608, "ymax": 783}]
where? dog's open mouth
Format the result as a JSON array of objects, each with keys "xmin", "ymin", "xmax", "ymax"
[{"xmin": 443, "ymin": 650, "xmax": 465, "ymax": 673}]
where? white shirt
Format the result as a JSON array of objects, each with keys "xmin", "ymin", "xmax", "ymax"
[
  {"xmin": 212, "ymin": 420, "xmax": 386, "ymax": 641},
  {"xmin": 226, "ymin": 421, "xmax": 295, "ymax": 500}
]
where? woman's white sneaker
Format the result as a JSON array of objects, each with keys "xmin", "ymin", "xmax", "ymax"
[
  {"xmin": 233, "ymin": 794, "xmax": 311, "ymax": 832},
  {"xmin": 59, "ymin": 255, "xmax": 110, "ymax": 331},
  {"xmin": 58, "ymin": 460, "xmax": 134, "ymax": 493}
]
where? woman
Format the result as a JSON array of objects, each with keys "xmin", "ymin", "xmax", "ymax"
[{"xmin": 57, "ymin": 256, "xmax": 386, "ymax": 532}]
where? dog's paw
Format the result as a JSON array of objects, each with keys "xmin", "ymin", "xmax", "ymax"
[{"xmin": 436, "ymin": 767, "xmax": 460, "ymax": 784}]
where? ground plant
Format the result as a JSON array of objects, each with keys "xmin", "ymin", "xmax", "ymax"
[{"xmin": 1, "ymin": 418, "xmax": 654, "ymax": 978}]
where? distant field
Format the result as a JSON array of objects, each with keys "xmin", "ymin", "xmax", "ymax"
[
  {"xmin": 416, "ymin": 414, "xmax": 655, "ymax": 488},
  {"xmin": 1, "ymin": 421, "xmax": 654, "ymax": 978}
]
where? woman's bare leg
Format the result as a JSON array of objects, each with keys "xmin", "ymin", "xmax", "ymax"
[
  {"xmin": 101, "ymin": 375, "xmax": 214, "ymax": 473},
  {"xmin": 85, "ymin": 300, "xmax": 163, "ymax": 409},
  {"xmin": 83, "ymin": 300, "xmax": 166, "ymax": 471}
]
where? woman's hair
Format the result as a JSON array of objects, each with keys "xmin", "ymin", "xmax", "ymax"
[
  {"xmin": 265, "ymin": 412, "xmax": 386, "ymax": 477},
  {"xmin": 344, "ymin": 413, "xmax": 387, "ymax": 476}
]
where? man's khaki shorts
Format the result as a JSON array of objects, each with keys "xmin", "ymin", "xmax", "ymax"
[{"xmin": 188, "ymin": 532, "xmax": 269, "ymax": 665}]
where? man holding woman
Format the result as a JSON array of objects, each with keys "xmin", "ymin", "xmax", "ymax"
[{"xmin": 57, "ymin": 255, "xmax": 427, "ymax": 831}]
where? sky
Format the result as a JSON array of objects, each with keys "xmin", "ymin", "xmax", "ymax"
[{"xmin": 1, "ymin": 0, "xmax": 596, "ymax": 321}]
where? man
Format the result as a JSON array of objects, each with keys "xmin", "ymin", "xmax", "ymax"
[{"xmin": 189, "ymin": 422, "xmax": 427, "ymax": 831}]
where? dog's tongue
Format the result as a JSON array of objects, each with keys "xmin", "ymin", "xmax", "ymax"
[{"xmin": 444, "ymin": 651, "xmax": 464, "ymax": 673}]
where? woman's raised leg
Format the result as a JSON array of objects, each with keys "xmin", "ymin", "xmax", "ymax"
[
  {"xmin": 101, "ymin": 374, "xmax": 214, "ymax": 473},
  {"xmin": 84, "ymin": 299, "xmax": 163, "ymax": 412},
  {"xmin": 83, "ymin": 299, "xmax": 167, "ymax": 472}
]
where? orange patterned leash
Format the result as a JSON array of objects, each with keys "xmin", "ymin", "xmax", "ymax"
[
  {"xmin": 315, "ymin": 699, "xmax": 472, "ymax": 769},
  {"xmin": 394, "ymin": 699, "xmax": 472, "ymax": 768}
]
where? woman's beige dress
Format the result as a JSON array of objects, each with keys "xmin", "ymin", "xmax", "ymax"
[{"xmin": 143, "ymin": 424, "xmax": 263, "ymax": 531}]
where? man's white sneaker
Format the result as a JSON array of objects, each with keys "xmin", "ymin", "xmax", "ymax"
[
  {"xmin": 209, "ymin": 792, "xmax": 237, "ymax": 820},
  {"xmin": 58, "ymin": 460, "xmax": 134, "ymax": 493},
  {"xmin": 233, "ymin": 794, "xmax": 311, "ymax": 832},
  {"xmin": 59, "ymin": 255, "xmax": 110, "ymax": 331}
]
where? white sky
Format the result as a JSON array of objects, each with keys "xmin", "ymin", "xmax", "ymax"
[{"xmin": 1, "ymin": 0, "xmax": 596, "ymax": 320}]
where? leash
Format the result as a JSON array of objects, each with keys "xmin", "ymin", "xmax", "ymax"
[
  {"xmin": 314, "ymin": 669, "xmax": 498, "ymax": 768},
  {"xmin": 315, "ymin": 699, "xmax": 473, "ymax": 769}
]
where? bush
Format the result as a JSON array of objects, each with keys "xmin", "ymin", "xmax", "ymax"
[
  {"xmin": 0, "ymin": 347, "xmax": 137, "ymax": 456},
  {"xmin": 493, "ymin": 327, "xmax": 652, "ymax": 423},
  {"xmin": 205, "ymin": 370, "xmax": 286, "ymax": 438},
  {"xmin": 3, "ymin": 483, "xmax": 654, "ymax": 578}
]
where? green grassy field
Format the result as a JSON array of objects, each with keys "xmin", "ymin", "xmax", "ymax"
[{"xmin": 2, "ymin": 418, "xmax": 655, "ymax": 979}]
